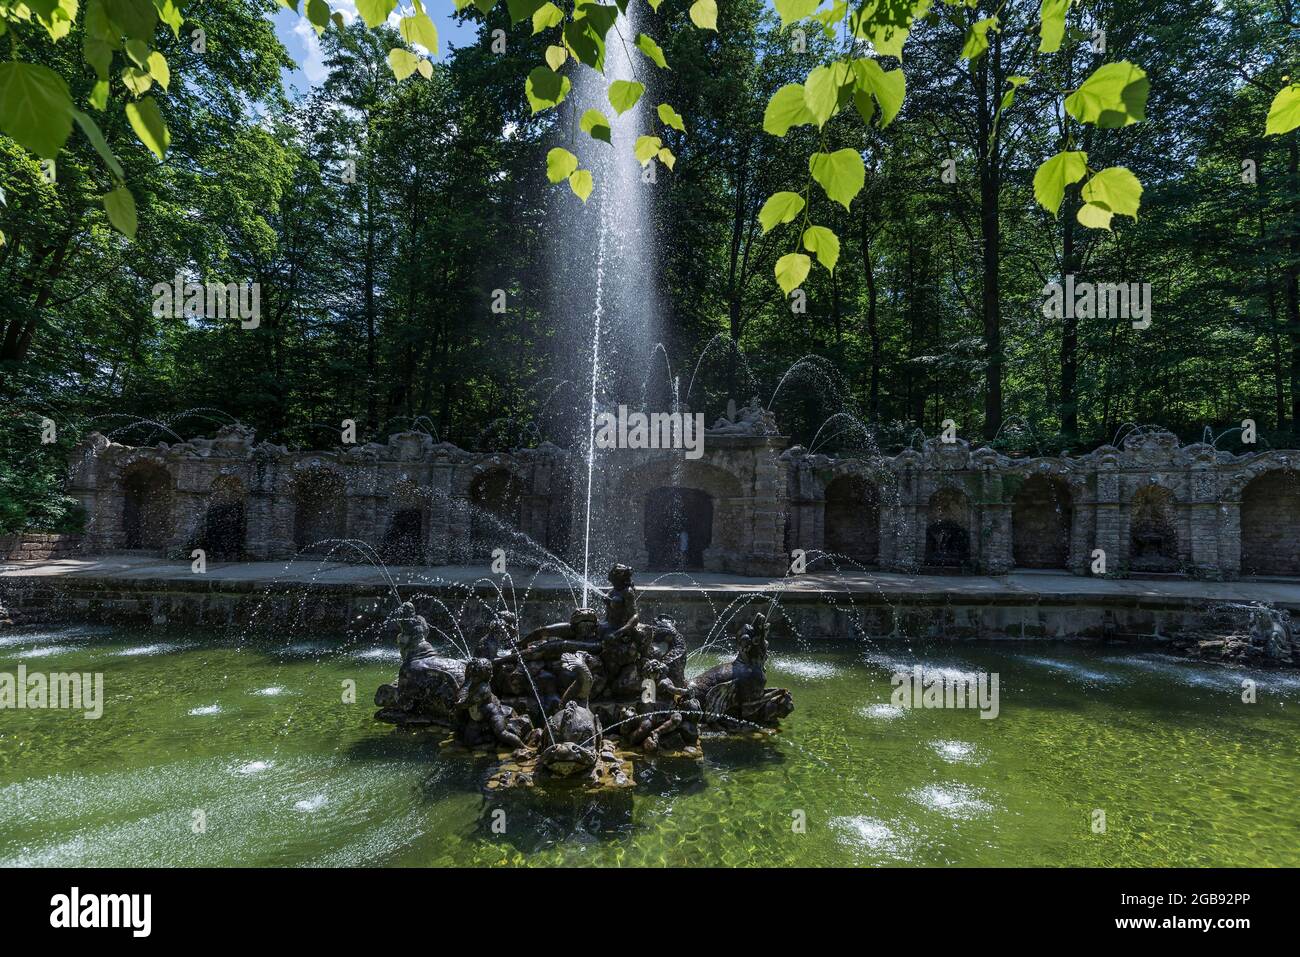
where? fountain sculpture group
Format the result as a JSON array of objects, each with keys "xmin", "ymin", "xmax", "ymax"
[{"xmin": 374, "ymin": 564, "xmax": 794, "ymax": 790}]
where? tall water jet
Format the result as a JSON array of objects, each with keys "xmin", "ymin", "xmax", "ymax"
[{"xmin": 546, "ymin": 7, "xmax": 662, "ymax": 603}]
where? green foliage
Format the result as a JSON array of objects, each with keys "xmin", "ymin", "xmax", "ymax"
[
  {"xmin": 581, "ymin": 108, "xmax": 612, "ymax": 143},
  {"xmin": 809, "ymin": 149, "xmax": 865, "ymax": 210},
  {"xmin": 1034, "ymin": 151, "xmax": 1088, "ymax": 217},
  {"xmin": 759, "ymin": 191, "xmax": 805, "ymax": 233},
  {"xmin": 1065, "ymin": 62, "xmax": 1149, "ymax": 129},
  {"xmin": 775, "ymin": 251, "xmax": 810, "ymax": 294},
  {"xmin": 636, "ymin": 32, "xmax": 669, "ymax": 69},
  {"xmin": 607, "ymin": 79, "xmax": 645, "ymax": 115},
  {"xmin": 3, "ymin": 0, "xmax": 1300, "ymax": 533},
  {"xmin": 0, "ymin": 62, "xmax": 73, "ymax": 159},
  {"xmin": 1266, "ymin": 83, "xmax": 1300, "ymax": 136}
]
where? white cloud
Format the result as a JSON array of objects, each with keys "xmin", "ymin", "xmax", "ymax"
[{"xmin": 291, "ymin": 18, "xmax": 329, "ymax": 86}]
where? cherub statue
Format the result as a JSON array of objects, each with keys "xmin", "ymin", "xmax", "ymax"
[
  {"xmin": 473, "ymin": 610, "xmax": 518, "ymax": 660},
  {"xmin": 520, "ymin": 607, "xmax": 604, "ymax": 654},
  {"xmin": 455, "ymin": 657, "xmax": 535, "ymax": 752},
  {"xmin": 623, "ymin": 657, "xmax": 700, "ymax": 753},
  {"xmin": 602, "ymin": 564, "xmax": 639, "ymax": 635},
  {"xmin": 377, "ymin": 601, "xmax": 464, "ymax": 722}
]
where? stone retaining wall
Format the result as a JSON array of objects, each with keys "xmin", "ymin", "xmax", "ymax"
[
  {"xmin": 0, "ymin": 573, "xmax": 1244, "ymax": 644},
  {"xmin": 0, "ymin": 533, "xmax": 83, "ymax": 561}
]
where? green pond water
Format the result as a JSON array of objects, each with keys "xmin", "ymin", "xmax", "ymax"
[{"xmin": 1, "ymin": 622, "xmax": 1297, "ymax": 867}]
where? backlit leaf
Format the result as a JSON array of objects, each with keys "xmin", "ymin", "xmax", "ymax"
[
  {"xmin": 581, "ymin": 108, "xmax": 611, "ymax": 143},
  {"xmin": 388, "ymin": 48, "xmax": 420, "ymax": 82},
  {"xmin": 1076, "ymin": 202, "xmax": 1113, "ymax": 230},
  {"xmin": 803, "ymin": 225, "xmax": 840, "ymax": 272},
  {"xmin": 636, "ymin": 33, "xmax": 669, "ymax": 69},
  {"xmin": 961, "ymin": 17, "xmax": 998, "ymax": 62},
  {"xmin": 804, "ymin": 62, "xmax": 853, "ymax": 127},
  {"xmin": 1266, "ymin": 84, "xmax": 1300, "ymax": 136},
  {"xmin": 546, "ymin": 146, "xmax": 578, "ymax": 183},
  {"xmin": 658, "ymin": 103, "xmax": 685, "ymax": 132},
  {"xmin": 103, "ymin": 185, "xmax": 136, "ymax": 238},
  {"xmin": 774, "ymin": 0, "xmax": 820, "ymax": 29},
  {"xmin": 532, "ymin": 2, "xmax": 563, "ymax": 33},
  {"xmin": 1033, "ymin": 150, "xmax": 1088, "ymax": 217},
  {"xmin": 526, "ymin": 66, "xmax": 571, "ymax": 112},
  {"xmin": 0, "ymin": 62, "xmax": 73, "ymax": 158},
  {"xmin": 1065, "ymin": 61, "xmax": 1149, "ymax": 129},
  {"xmin": 608, "ymin": 79, "xmax": 645, "ymax": 115},
  {"xmin": 689, "ymin": 0, "xmax": 717, "ymax": 31},
  {"xmin": 809, "ymin": 148, "xmax": 865, "ymax": 210},
  {"xmin": 569, "ymin": 168, "xmax": 593, "ymax": 202},
  {"xmin": 1038, "ymin": 0, "xmax": 1069, "ymax": 54},
  {"xmin": 1080, "ymin": 166, "xmax": 1142, "ymax": 220},
  {"xmin": 759, "ymin": 191, "xmax": 805, "ymax": 233},
  {"xmin": 125, "ymin": 95, "xmax": 169, "ymax": 159},
  {"xmin": 400, "ymin": 11, "xmax": 439, "ymax": 54},
  {"xmin": 763, "ymin": 84, "xmax": 815, "ymax": 137},
  {"xmin": 775, "ymin": 252, "xmax": 811, "ymax": 295},
  {"xmin": 635, "ymin": 134, "xmax": 662, "ymax": 165},
  {"xmin": 853, "ymin": 58, "xmax": 905, "ymax": 127},
  {"xmin": 357, "ymin": 0, "xmax": 396, "ymax": 28}
]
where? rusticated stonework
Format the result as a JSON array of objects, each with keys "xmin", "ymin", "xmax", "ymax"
[{"xmin": 64, "ymin": 423, "xmax": 1300, "ymax": 580}]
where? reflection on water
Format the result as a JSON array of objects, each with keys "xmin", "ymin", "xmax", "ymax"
[{"xmin": 0, "ymin": 624, "xmax": 1297, "ymax": 866}]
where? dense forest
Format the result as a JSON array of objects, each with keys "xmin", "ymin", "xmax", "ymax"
[{"xmin": 1, "ymin": 0, "xmax": 1298, "ymax": 532}]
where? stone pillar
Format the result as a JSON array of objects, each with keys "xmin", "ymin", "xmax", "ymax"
[
  {"xmin": 747, "ymin": 444, "xmax": 788, "ymax": 575},
  {"xmin": 979, "ymin": 472, "xmax": 1013, "ymax": 574},
  {"xmin": 1067, "ymin": 477, "xmax": 1093, "ymax": 576},
  {"xmin": 1219, "ymin": 501, "xmax": 1242, "ymax": 579},
  {"xmin": 265, "ymin": 470, "xmax": 297, "ymax": 559},
  {"xmin": 1187, "ymin": 468, "xmax": 1221, "ymax": 578},
  {"xmin": 888, "ymin": 470, "xmax": 920, "ymax": 571},
  {"xmin": 1094, "ymin": 469, "xmax": 1123, "ymax": 577}
]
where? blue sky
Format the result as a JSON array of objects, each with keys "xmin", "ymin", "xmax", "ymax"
[{"xmin": 273, "ymin": 1, "xmax": 481, "ymax": 94}]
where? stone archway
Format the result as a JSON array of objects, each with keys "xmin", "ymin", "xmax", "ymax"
[
  {"xmin": 1129, "ymin": 485, "xmax": 1179, "ymax": 572},
  {"xmin": 293, "ymin": 467, "xmax": 346, "ymax": 553},
  {"xmin": 200, "ymin": 476, "xmax": 246, "ymax": 561},
  {"xmin": 1012, "ymin": 475, "xmax": 1072, "ymax": 569},
  {"xmin": 469, "ymin": 467, "xmax": 525, "ymax": 558},
  {"xmin": 609, "ymin": 457, "xmax": 748, "ymax": 574},
  {"xmin": 925, "ymin": 487, "xmax": 971, "ymax": 568},
  {"xmin": 644, "ymin": 487, "xmax": 713, "ymax": 570},
  {"xmin": 381, "ymin": 481, "xmax": 427, "ymax": 564},
  {"xmin": 1241, "ymin": 470, "xmax": 1300, "ymax": 576},
  {"xmin": 824, "ymin": 474, "xmax": 880, "ymax": 567},
  {"xmin": 121, "ymin": 462, "xmax": 173, "ymax": 550}
]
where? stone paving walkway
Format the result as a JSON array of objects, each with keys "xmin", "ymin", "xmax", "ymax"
[{"xmin": 4, "ymin": 556, "xmax": 1300, "ymax": 608}]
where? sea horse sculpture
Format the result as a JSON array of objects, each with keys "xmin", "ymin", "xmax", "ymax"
[{"xmin": 689, "ymin": 613, "xmax": 794, "ymax": 728}]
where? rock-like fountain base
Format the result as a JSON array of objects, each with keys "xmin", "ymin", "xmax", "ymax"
[{"xmin": 374, "ymin": 565, "xmax": 793, "ymax": 791}]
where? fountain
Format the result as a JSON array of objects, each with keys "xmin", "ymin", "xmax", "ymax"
[{"xmin": 373, "ymin": 563, "xmax": 794, "ymax": 791}]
